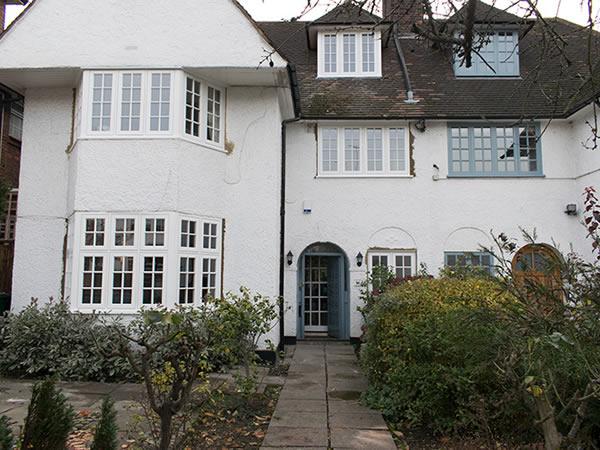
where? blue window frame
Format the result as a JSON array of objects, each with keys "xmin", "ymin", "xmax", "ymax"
[
  {"xmin": 445, "ymin": 252, "xmax": 494, "ymax": 274},
  {"xmin": 454, "ymin": 31, "xmax": 520, "ymax": 77},
  {"xmin": 448, "ymin": 123, "xmax": 543, "ymax": 177}
]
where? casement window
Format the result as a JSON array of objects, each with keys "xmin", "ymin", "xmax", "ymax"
[
  {"xmin": 9, "ymin": 100, "xmax": 23, "ymax": 141},
  {"xmin": 84, "ymin": 218, "xmax": 105, "ymax": 247},
  {"xmin": 112, "ymin": 256, "xmax": 134, "ymax": 305},
  {"xmin": 73, "ymin": 212, "xmax": 221, "ymax": 310},
  {"xmin": 120, "ymin": 73, "xmax": 142, "ymax": 132},
  {"xmin": 84, "ymin": 70, "xmax": 225, "ymax": 149},
  {"xmin": 318, "ymin": 31, "xmax": 382, "ymax": 78},
  {"xmin": 179, "ymin": 257, "xmax": 196, "ymax": 304},
  {"xmin": 454, "ymin": 31, "xmax": 519, "ymax": 77},
  {"xmin": 319, "ymin": 126, "xmax": 409, "ymax": 177},
  {"xmin": 206, "ymin": 86, "xmax": 222, "ymax": 143},
  {"xmin": 448, "ymin": 124, "xmax": 542, "ymax": 177},
  {"xmin": 0, "ymin": 189, "xmax": 18, "ymax": 241},
  {"xmin": 91, "ymin": 73, "xmax": 113, "ymax": 132},
  {"xmin": 445, "ymin": 252, "xmax": 494, "ymax": 274},
  {"xmin": 149, "ymin": 73, "xmax": 171, "ymax": 132},
  {"xmin": 369, "ymin": 251, "xmax": 417, "ymax": 279},
  {"xmin": 81, "ymin": 256, "xmax": 104, "ymax": 305}
]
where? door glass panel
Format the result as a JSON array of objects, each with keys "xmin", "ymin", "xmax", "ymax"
[{"xmin": 304, "ymin": 255, "xmax": 329, "ymax": 331}]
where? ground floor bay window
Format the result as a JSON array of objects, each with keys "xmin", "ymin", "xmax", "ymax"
[{"xmin": 70, "ymin": 212, "xmax": 222, "ymax": 312}]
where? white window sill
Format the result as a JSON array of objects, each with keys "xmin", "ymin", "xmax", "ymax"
[
  {"xmin": 317, "ymin": 73, "xmax": 382, "ymax": 79},
  {"xmin": 315, "ymin": 173, "xmax": 413, "ymax": 179}
]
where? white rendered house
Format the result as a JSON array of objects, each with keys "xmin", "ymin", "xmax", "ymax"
[{"xmin": 0, "ymin": 0, "xmax": 598, "ymax": 351}]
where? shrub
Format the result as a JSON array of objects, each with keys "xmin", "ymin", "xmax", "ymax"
[
  {"xmin": 0, "ymin": 300, "xmax": 134, "ymax": 381},
  {"xmin": 0, "ymin": 415, "xmax": 14, "ymax": 450},
  {"xmin": 360, "ymin": 277, "xmax": 532, "ymax": 438},
  {"xmin": 21, "ymin": 379, "xmax": 74, "ymax": 450},
  {"xmin": 91, "ymin": 396, "xmax": 118, "ymax": 450}
]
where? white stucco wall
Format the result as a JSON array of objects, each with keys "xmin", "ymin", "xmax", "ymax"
[
  {"xmin": 13, "ymin": 86, "xmax": 286, "ymax": 348},
  {"xmin": 284, "ymin": 116, "xmax": 599, "ymax": 339}
]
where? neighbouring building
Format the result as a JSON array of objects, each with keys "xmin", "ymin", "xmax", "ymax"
[{"xmin": 0, "ymin": 0, "xmax": 598, "ymax": 351}]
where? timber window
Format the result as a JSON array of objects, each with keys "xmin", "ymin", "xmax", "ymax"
[
  {"xmin": 369, "ymin": 251, "xmax": 417, "ymax": 279},
  {"xmin": 149, "ymin": 73, "xmax": 171, "ymax": 132},
  {"xmin": 185, "ymin": 77, "xmax": 202, "ymax": 138},
  {"xmin": 319, "ymin": 125, "xmax": 409, "ymax": 177},
  {"xmin": 206, "ymin": 86, "xmax": 222, "ymax": 143},
  {"xmin": 73, "ymin": 212, "xmax": 221, "ymax": 310},
  {"xmin": 91, "ymin": 73, "xmax": 113, "ymax": 132},
  {"xmin": 445, "ymin": 252, "xmax": 494, "ymax": 274},
  {"xmin": 318, "ymin": 31, "xmax": 382, "ymax": 77},
  {"xmin": 0, "ymin": 190, "xmax": 17, "ymax": 241},
  {"xmin": 454, "ymin": 31, "xmax": 519, "ymax": 77},
  {"xmin": 448, "ymin": 124, "xmax": 542, "ymax": 177},
  {"xmin": 9, "ymin": 100, "xmax": 23, "ymax": 141},
  {"xmin": 120, "ymin": 73, "xmax": 143, "ymax": 132}
]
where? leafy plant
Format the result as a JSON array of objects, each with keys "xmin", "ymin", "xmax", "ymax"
[
  {"xmin": 91, "ymin": 396, "xmax": 118, "ymax": 450},
  {"xmin": 583, "ymin": 186, "xmax": 600, "ymax": 260},
  {"xmin": 21, "ymin": 379, "xmax": 74, "ymax": 450},
  {"xmin": 0, "ymin": 415, "xmax": 14, "ymax": 450},
  {"xmin": 0, "ymin": 299, "xmax": 134, "ymax": 381}
]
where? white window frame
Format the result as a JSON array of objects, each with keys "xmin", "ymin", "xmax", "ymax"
[
  {"xmin": 70, "ymin": 212, "xmax": 222, "ymax": 313},
  {"xmin": 148, "ymin": 72, "xmax": 173, "ymax": 134},
  {"xmin": 317, "ymin": 29, "xmax": 382, "ymax": 78},
  {"xmin": 317, "ymin": 124, "xmax": 411, "ymax": 177},
  {"xmin": 368, "ymin": 250, "xmax": 418, "ymax": 279},
  {"xmin": 80, "ymin": 70, "xmax": 226, "ymax": 152}
]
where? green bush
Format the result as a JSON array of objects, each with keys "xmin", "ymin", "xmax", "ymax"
[
  {"xmin": 21, "ymin": 379, "xmax": 74, "ymax": 450},
  {"xmin": 360, "ymin": 277, "xmax": 532, "ymax": 438},
  {"xmin": 91, "ymin": 396, "xmax": 118, "ymax": 450},
  {"xmin": 0, "ymin": 300, "xmax": 134, "ymax": 381},
  {"xmin": 0, "ymin": 415, "xmax": 14, "ymax": 450}
]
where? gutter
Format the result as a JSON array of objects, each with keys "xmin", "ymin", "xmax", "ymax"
[
  {"xmin": 392, "ymin": 23, "xmax": 419, "ymax": 104},
  {"xmin": 278, "ymin": 65, "xmax": 301, "ymax": 352}
]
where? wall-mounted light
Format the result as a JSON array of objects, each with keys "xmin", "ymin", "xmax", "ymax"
[
  {"xmin": 287, "ymin": 251, "xmax": 294, "ymax": 266},
  {"xmin": 564, "ymin": 204, "xmax": 578, "ymax": 216},
  {"xmin": 356, "ymin": 252, "xmax": 364, "ymax": 267},
  {"xmin": 414, "ymin": 119, "xmax": 427, "ymax": 133}
]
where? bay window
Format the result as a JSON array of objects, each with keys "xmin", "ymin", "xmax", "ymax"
[
  {"xmin": 319, "ymin": 125, "xmax": 409, "ymax": 177},
  {"xmin": 72, "ymin": 212, "xmax": 222, "ymax": 311}
]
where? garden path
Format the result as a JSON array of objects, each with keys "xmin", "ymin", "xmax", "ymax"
[{"xmin": 262, "ymin": 341, "xmax": 396, "ymax": 449}]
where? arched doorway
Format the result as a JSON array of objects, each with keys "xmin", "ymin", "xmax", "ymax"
[{"xmin": 297, "ymin": 242, "xmax": 350, "ymax": 340}]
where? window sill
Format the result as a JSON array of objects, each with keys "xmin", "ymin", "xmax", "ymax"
[
  {"xmin": 317, "ymin": 74, "xmax": 382, "ymax": 79},
  {"xmin": 454, "ymin": 76, "xmax": 522, "ymax": 80},
  {"xmin": 447, "ymin": 173, "xmax": 545, "ymax": 179},
  {"xmin": 316, "ymin": 174, "xmax": 413, "ymax": 179}
]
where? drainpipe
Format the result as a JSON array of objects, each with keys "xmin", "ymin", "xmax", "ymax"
[
  {"xmin": 278, "ymin": 65, "xmax": 302, "ymax": 352},
  {"xmin": 392, "ymin": 23, "xmax": 419, "ymax": 104}
]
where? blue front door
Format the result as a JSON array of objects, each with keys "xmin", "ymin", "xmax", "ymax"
[{"xmin": 327, "ymin": 256, "xmax": 343, "ymax": 338}]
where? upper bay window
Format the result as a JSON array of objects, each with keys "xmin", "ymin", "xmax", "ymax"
[
  {"xmin": 318, "ymin": 125, "xmax": 409, "ymax": 177},
  {"xmin": 448, "ymin": 123, "xmax": 542, "ymax": 177},
  {"xmin": 454, "ymin": 31, "xmax": 519, "ymax": 77},
  {"xmin": 83, "ymin": 70, "xmax": 225, "ymax": 150},
  {"xmin": 318, "ymin": 30, "xmax": 382, "ymax": 78}
]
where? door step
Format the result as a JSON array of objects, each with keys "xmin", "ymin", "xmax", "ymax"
[{"xmin": 302, "ymin": 332, "xmax": 338, "ymax": 341}]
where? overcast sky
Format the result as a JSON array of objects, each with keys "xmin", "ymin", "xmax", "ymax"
[{"xmin": 5, "ymin": 0, "xmax": 599, "ymax": 27}]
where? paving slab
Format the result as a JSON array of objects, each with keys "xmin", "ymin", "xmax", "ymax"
[{"xmin": 261, "ymin": 342, "xmax": 396, "ymax": 449}]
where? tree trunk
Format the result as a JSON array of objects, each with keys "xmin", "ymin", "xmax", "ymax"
[
  {"xmin": 159, "ymin": 410, "xmax": 173, "ymax": 450},
  {"xmin": 535, "ymin": 396, "xmax": 562, "ymax": 450}
]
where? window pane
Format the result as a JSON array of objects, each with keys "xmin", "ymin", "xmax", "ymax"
[
  {"xmin": 450, "ymin": 127, "xmax": 470, "ymax": 173},
  {"xmin": 185, "ymin": 78, "xmax": 202, "ymax": 137},
  {"xmin": 473, "ymin": 127, "xmax": 492, "ymax": 172},
  {"xmin": 343, "ymin": 34, "xmax": 356, "ymax": 73},
  {"xmin": 143, "ymin": 256, "xmax": 164, "ymax": 304},
  {"xmin": 344, "ymin": 128, "xmax": 360, "ymax": 172},
  {"xmin": 120, "ymin": 73, "xmax": 142, "ymax": 131},
  {"xmin": 321, "ymin": 128, "xmax": 338, "ymax": 172},
  {"xmin": 324, "ymin": 34, "xmax": 337, "ymax": 73},
  {"xmin": 367, "ymin": 128, "xmax": 383, "ymax": 171},
  {"xmin": 150, "ymin": 73, "xmax": 171, "ymax": 131},
  {"xmin": 362, "ymin": 33, "xmax": 375, "ymax": 73},
  {"xmin": 389, "ymin": 128, "xmax": 406, "ymax": 172},
  {"xmin": 207, "ymin": 86, "xmax": 223, "ymax": 143},
  {"xmin": 112, "ymin": 256, "xmax": 134, "ymax": 305},
  {"xmin": 91, "ymin": 74, "xmax": 113, "ymax": 132},
  {"xmin": 519, "ymin": 126, "xmax": 538, "ymax": 172},
  {"xmin": 497, "ymin": 126, "xmax": 516, "ymax": 172},
  {"xmin": 82, "ymin": 256, "xmax": 103, "ymax": 305},
  {"xmin": 201, "ymin": 257, "xmax": 217, "ymax": 301}
]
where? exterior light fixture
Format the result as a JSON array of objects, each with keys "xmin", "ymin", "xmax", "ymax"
[
  {"xmin": 356, "ymin": 252, "xmax": 364, "ymax": 267},
  {"xmin": 564, "ymin": 204, "xmax": 577, "ymax": 216},
  {"xmin": 415, "ymin": 119, "xmax": 427, "ymax": 133},
  {"xmin": 287, "ymin": 251, "xmax": 294, "ymax": 266}
]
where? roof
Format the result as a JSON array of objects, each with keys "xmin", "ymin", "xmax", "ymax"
[
  {"xmin": 312, "ymin": 1, "xmax": 382, "ymax": 26},
  {"xmin": 259, "ymin": 15, "xmax": 600, "ymax": 120},
  {"xmin": 448, "ymin": 0, "xmax": 527, "ymax": 25}
]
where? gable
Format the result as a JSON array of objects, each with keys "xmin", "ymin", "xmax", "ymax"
[{"xmin": 0, "ymin": 0, "xmax": 287, "ymax": 71}]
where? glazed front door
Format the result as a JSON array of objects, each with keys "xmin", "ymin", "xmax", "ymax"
[{"xmin": 303, "ymin": 255, "xmax": 329, "ymax": 332}]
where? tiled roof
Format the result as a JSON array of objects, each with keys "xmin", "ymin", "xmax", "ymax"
[
  {"xmin": 312, "ymin": 1, "xmax": 382, "ymax": 25},
  {"xmin": 259, "ymin": 15, "xmax": 600, "ymax": 120},
  {"xmin": 448, "ymin": 0, "xmax": 527, "ymax": 24}
]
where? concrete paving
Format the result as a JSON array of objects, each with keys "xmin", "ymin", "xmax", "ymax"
[{"xmin": 262, "ymin": 341, "xmax": 396, "ymax": 449}]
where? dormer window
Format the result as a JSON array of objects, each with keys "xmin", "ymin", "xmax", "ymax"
[
  {"xmin": 318, "ymin": 30, "xmax": 382, "ymax": 78},
  {"xmin": 454, "ymin": 31, "xmax": 520, "ymax": 77}
]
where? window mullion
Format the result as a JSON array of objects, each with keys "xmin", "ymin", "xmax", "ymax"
[
  {"xmin": 491, "ymin": 126, "xmax": 498, "ymax": 174},
  {"xmin": 468, "ymin": 126, "xmax": 476, "ymax": 174},
  {"xmin": 514, "ymin": 126, "xmax": 521, "ymax": 175}
]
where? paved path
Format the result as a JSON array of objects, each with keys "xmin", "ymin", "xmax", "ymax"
[{"xmin": 262, "ymin": 341, "xmax": 397, "ymax": 449}]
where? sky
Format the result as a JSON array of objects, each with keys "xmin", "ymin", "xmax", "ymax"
[{"xmin": 4, "ymin": 0, "xmax": 599, "ymax": 27}]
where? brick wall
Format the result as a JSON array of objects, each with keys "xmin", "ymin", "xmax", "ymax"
[{"xmin": 0, "ymin": 105, "xmax": 21, "ymax": 188}]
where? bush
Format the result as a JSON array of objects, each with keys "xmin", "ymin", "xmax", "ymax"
[
  {"xmin": 91, "ymin": 396, "xmax": 118, "ymax": 450},
  {"xmin": 360, "ymin": 277, "xmax": 532, "ymax": 438},
  {"xmin": 0, "ymin": 415, "xmax": 14, "ymax": 450},
  {"xmin": 21, "ymin": 379, "xmax": 74, "ymax": 450},
  {"xmin": 0, "ymin": 300, "xmax": 134, "ymax": 381}
]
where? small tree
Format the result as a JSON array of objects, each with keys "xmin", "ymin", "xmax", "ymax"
[
  {"xmin": 21, "ymin": 379, "xmax": 74, "ymax": 450},
  {"xmin": 0, "ymin": 415, "xmax": 14, "ymax": 450},
  {"xmin": 91, "ymin": 396, "xmax": 118, "ymax": 450}
]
